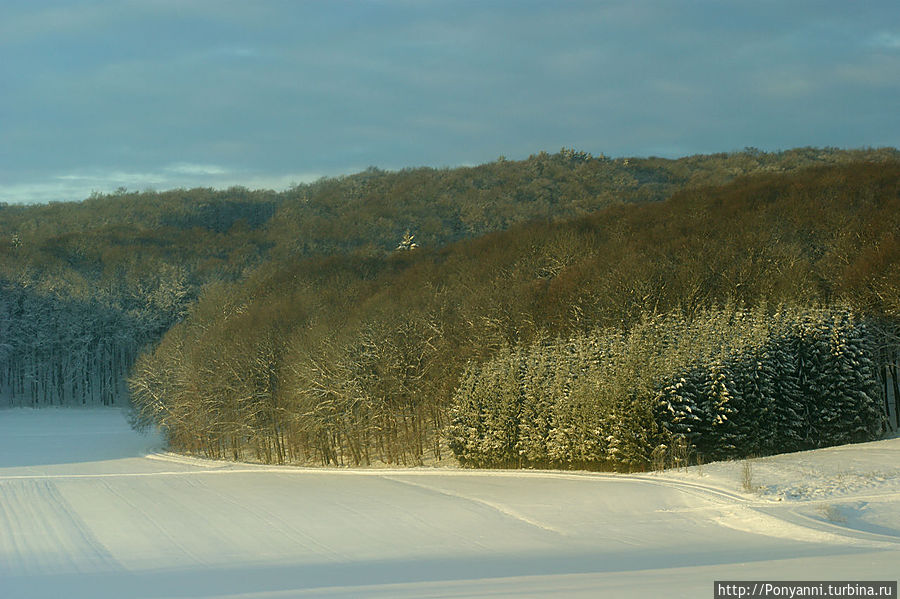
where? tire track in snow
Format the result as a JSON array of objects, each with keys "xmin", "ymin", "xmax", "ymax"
[
  {"xmin": 96, "ymin": 478, "xmax": 212, "ymax": 568},
  {"xmin": 620, "ymin": 474, "xmax": 900, "ymax": 548},
  {"xmin": 0, "ymin": 479, "xmax": 119, "ymax": 575},
  {"xmin": 380, "ymin": 475, "xmax": 566, "ymax": 536},
  {"xmin": 619, "ymin": 474, "xmax": 751, "ymax": 505},
  {"xmin": 764, "ymin": 503, "xmax": 900, "ymax": 546}
]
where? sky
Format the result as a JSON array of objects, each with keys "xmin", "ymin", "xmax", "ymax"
[{"xmin": 1, "ymin": 0, "xmax": 898, "ymax": 204}]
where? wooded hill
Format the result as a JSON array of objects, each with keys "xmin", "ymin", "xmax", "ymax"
[
  {"xmin": 3, "ymin": 146, "xmax": 890, "ymax": 408},
  {"xmin": 129, "ymin": 158, "xmax": 900, "ymax": 470},
  {"xmin": 2, "ymin": 147, "xmax": 899, "ymax": 470}
]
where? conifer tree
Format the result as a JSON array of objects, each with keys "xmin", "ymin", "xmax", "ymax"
[{"xmin": 516, "ymin": 344, "xmax": 554, "ymax": 466}]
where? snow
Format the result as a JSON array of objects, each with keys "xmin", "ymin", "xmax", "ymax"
[{"xmin": 0, "ymin": 408, "xmax": 897, "ymax": 598}]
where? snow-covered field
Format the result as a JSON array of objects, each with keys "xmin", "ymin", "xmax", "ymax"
[{"xmin": 0, "ymin": 409, "xmax": 897, "ymax": 598}]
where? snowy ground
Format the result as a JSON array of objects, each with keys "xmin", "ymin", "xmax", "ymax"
[{"xmin": 0, "ymin": 409, "xmax": 897, "ymax": 598}]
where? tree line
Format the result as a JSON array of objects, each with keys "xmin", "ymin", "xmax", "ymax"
[{"xmin": 128, "ymin": 159, "xmax": 900, "ymax": 468}]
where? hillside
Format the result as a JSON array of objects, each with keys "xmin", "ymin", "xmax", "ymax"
[
  {"xmin": 1, "ymin": 147, "xmax": 898, "ymax": 472},
  {"xmin": 129, "ymin": 160, "xmax": 900, "ymax": 468},
  {"xmin": 4, "ymin": 146, "xmax": 894, "ymax": 409}
]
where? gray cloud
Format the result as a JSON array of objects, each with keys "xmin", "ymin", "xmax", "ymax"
[
  {"xmin": 0, "ymin": 0, "xmax": 897, "ymax": 203},
  {"xmin": 870, "ymin": 32, "xmax": 900, "ymax": 49}
]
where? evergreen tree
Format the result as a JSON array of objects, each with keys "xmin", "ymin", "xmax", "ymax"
[{"xmin": 515, "ymin": 343, "xmax": 554, "ymax": 466}]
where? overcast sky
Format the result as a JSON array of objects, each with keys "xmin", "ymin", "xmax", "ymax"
[{"xmin": 1, "ymin": 0, "xmax": 898, "ymax": 204}]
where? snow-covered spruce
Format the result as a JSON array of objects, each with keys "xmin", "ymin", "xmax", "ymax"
[{"xmin": 446, "ymin": 306, "xmax": 888, "ymax": 470}]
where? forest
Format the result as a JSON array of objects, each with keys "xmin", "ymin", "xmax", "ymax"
[{"xmin": 2, "ymin": 146, "xmax": 900, "ymax": 470}]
